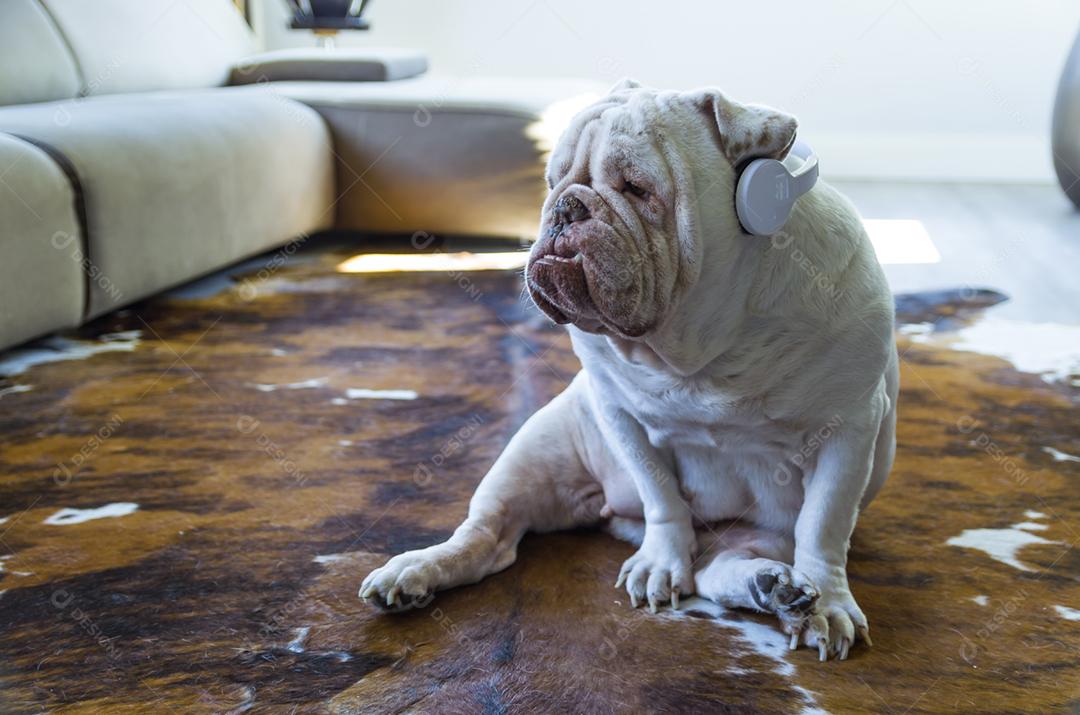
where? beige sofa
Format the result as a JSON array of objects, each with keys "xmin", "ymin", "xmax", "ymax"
[{"xmin": 0, "ymin": 0, "xmax": 601, "ymax": 350}]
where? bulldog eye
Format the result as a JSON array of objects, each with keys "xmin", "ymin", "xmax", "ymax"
[{"xmin": 622, "ymin": 181, "xmax": 650, "ymax": 200}]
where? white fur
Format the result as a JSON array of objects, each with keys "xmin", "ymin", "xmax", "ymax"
[{"xmin": 361, "ymin": 83, "xmax": 898, "ymax": 663}]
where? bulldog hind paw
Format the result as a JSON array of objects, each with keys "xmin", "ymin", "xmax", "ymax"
[{"xmin": 749, "ymin": 565, "xmax": 819, "ymax": 631}]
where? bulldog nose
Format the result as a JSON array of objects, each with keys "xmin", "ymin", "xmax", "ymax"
[
  {"xmin": 548, "ymin": 195, "xmax": 590, "ymax": 239},
  {"xmin": 554, "ymin": 195, "xmax": 589, "ymax": 224}
]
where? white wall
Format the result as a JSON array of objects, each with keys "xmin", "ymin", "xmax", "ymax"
[{"xmin": 253, "ymin": 0, "xmax": 1080, "ymax": 182}]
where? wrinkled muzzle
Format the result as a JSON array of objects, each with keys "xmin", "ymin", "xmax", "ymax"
[{"xmin": 526, "ymin": 190, "xmax": 657, "ymax": 337}]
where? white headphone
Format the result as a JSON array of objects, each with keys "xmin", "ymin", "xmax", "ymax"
[{"xmin": 734, "ymin": 140, "xmax": 819, "ymax": 236}]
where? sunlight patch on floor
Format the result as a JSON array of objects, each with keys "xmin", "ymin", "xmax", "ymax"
[
  {"xmin": 336, "ymin": 220, "xmax": 937, "ymax": 275},
  {"xmin": 336, "ymin": 251, "xmax": 528, "ymax": 274},
  {"xmin": 863, "ymin": 219, "xmax": 941, "ymax": 265}
]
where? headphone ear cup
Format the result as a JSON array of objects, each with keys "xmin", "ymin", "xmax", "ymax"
[{"xmin": 735, "ymin": 159, "xmax": 795, "ymax": 236}]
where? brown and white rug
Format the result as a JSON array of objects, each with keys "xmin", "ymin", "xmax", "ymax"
[{"xmin": 0, "ymin": 239, "xmax": 1078, "ymax": 714}]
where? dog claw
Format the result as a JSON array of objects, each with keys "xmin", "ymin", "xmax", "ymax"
[
  {"xmin": 615, "ymin": 572, "xmax": 626, "ymax": 589},
  {"xmin": 840, "ymin": 638, "xmax": 851, "ymax": 661},
  {"xmin": 629, "ymin": 593, "xmax": 639, "ymax": 609},
  {"xmin": 817, "ymin": 637, "xmax": 827, "ymax": 662},
  {"xmin": 672, "ymin": 589, "xmax": 680, "ymax": 610},
  {"xmin": 857, "ymin": 625, "xmax": 873, "ymax": 647},
  {"xmin": 789, "ymin": 631, "xmax": 799, "ymax": 650},
  {"xmin": 648, "ymin": 597, "xmax": 657, "ymax": 614}
]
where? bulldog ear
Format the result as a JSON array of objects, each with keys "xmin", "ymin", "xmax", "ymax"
[
  {"xmin": 695, "ymin": 90, "xmax": 797, "ymax": 168},
  {"xmin": 609, "ymin": 77, "xmax": 643, "ymax": 94}
]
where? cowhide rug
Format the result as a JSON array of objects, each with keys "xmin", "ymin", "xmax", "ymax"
[{"xmin": 0, "ymin": 239, "xmax": 1077, "ymax": 714}]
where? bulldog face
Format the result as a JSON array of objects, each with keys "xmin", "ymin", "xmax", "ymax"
[
  {"xmin": 526, "ymin": 87, "xmax": 682, "ymax": 338},
  {"xmin": 526, "ymin": 80, "xmax": 797, "ymax": 339}
]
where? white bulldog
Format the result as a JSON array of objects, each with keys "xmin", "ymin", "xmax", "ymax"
[{"xmin": 361, "ymin": 80, "xmax": 898, "ymax": 662}]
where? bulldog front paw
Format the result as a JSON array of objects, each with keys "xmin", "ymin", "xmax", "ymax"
[
  {"xmin": 791, "ymin": 588, "xmax": 871, "ymax": 661},
  {"xmin": 359, "ymin": 552, "xmax": 439, "ymax": 612},
  {"xmin": 615, "ymin": 521, "xmax": 695, "ymax": 612}
]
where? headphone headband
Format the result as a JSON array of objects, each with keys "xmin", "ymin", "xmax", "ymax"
[{"xmin": 735, "ymin": 139, "xmax": 819, "ymax": 236}]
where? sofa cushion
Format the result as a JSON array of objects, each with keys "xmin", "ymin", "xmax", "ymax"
[
  {"xmin": 40, "ymin": 0, "xmax": 255, "ymax": 96},
  {"xmin": 0, "ymin": 0, "xmax": 81, "ymax": 106},
  {"xmin": 0, "ymin": 88, "xmax": 334, "ymax": 317},
  {"xmin": 231, "ymin": 48, "xmax": 428, "ymax": 85},
  {"xmin": 271, "ymin": 77, "xmax": 604, "ymax": 239},
  {"xmin": 0, "ymin": 134, "xmax": 84, "ymax": 348}
]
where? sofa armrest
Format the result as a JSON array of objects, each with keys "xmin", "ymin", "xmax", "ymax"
[{"xmin": 229, "ymin": 48, "xmax": 428, "ymax": 85}]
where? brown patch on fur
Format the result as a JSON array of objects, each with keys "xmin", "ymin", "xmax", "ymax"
[{"xmin": 699, "ymin": 91, "xmax": 798, "ymax": 166}]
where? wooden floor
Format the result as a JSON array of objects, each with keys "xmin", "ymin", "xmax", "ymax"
[
  {"xmin": 1, "ymin": 198, "xmax": 1079, "ymax": 713},
  {"xmin": 834, "ymin": 180, "xmax": 1080, "ymax": 324}
]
